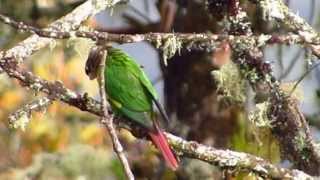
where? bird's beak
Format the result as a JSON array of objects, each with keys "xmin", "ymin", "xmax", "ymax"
[{"xmin": 88, "ymin": 72, "xmax": 97, "ymax": 80}]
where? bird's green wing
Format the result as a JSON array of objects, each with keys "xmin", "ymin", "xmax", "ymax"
[
  {"xmin": 136, "ymin": 67, "xmax": 158, "ymax": 100},
  {"xmin": 106, "ymin": 59, "xmax": 154, "ymax": 111},
  {"xmin": 109, "ymin": 97, "xmax": 153, "ymax": 129}
]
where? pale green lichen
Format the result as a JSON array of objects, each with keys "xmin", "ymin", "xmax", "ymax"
[
  {"xmin": 211, "ymin": 62, "xmax": 246, "ymax": 103},
  {"xmin": 92, "ymin": 0, "xmax": 128, "ymax": 15},
  {"xmin": 92, "ymin": 0, "xmax": 121, "ymax": 9},
  {"xmin": 8, "ymin": 97, "xmax": 51, "ymax": 131},
  {"xmin": 67, "ymin": 37, "xmax": 95, "ymax": 60},
  {"xmin": 30, "ymin": 82, "xmax": 43, "ymax": 95},
  {"xmin": 294, "ymin": 131, "xmax": 308, "ymax": 159},
  {"xmin": 259, "ymin": 0, "xmax": 285, "ymax": 21},
  {"xmin": 242, "ymin": 67, "xmax": 260, "ymax": 84},
  {"xmin": 154, "ymin": 34, "xmax": 162, "ymax": 49},
  {"xmin": 254, "ymin": 164, "xmax": 268, "ymax": 175},
  {"xmin": 249, "ymin": 102, "xmax": 273, "ymax": 128},
  {"xmin": 48, "ymin": 40, "xmax": 57, "ymax": 52},
  {"xmin": 9, "ymin": 111, "xmax": 30, "ymax": 131},
  {"xmin": 257, "ymin": 34, "xmax": 272, "ymax": 48},
  {"xmin": 233, "ymin": 37, "xmax": 255, "ymax": 53},
  {"xmin": 161, "ymin": 34, "xmax": 182, "ymax": 66}
]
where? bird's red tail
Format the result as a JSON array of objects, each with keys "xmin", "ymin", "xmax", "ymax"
[{"xmin": 148, "ymin": 126, "xmax": 179, "ymax": 171}]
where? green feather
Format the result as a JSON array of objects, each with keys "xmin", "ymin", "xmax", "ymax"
[{"xmin": 105, "ymin": 48, "xmax": 158, "ymax": 129}]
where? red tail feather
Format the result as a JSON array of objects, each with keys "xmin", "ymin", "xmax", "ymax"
[{"xmin": 148, "ymin": 126, "xmax": 179, "ymax": 171}]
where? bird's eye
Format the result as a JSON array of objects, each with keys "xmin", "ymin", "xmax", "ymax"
[{"xmin": 85, "ymin": 65, "xmax": 90, "ymax": 75}]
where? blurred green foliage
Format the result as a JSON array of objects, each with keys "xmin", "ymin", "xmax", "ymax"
[
  {"xmin": 231, "ymin": 112, "xmax": 280, "ymax": 163},
  {"xmin": 10, "ymin": 144, "xmax": 121, "ymax": 180}
]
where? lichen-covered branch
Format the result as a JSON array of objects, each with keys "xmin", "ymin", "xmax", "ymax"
[
  {"xmin": 251, "ymin": 0, "xmax": 320, "ymax": 58},
  {"xmin": 167, "ymin": 133, "xmax": 312, "ymax": 180},
  {"xmin": 8, "ymin": 97, "xmax": 52, "ymax": 131},
  {"xmin": 0, "ymin": 57, "xmax": 102, "ymax": 116},
  {"xmin": 97, "ymin": 49, "xmax": 135, "ymax": 180},
  {"xmin": 206, "ymin": 0, "xmax": 320, "ymax": 175},
  {"xmin": 0, "ymin": 13, "xmax": 319, "ymax": 56},
  {"xmin": 251, "ymin": 0, "xmax": 320, "ymax": 175},
  {"xmin": 0, "ymin": 0, "xmax": 121, "ymax": 63},
  {"xmin": 269, "ymin": 95, "xmax": 320, "ymax": 175}
]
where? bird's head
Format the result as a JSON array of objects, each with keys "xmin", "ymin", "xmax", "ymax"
[{"xmin": 85, "ymin": 46, "xmax": 105, "ymax": 80}]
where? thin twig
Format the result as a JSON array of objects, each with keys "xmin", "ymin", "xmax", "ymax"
[
  {"xmin": 279, "ymin": 49, "xmax": 303, "ymax": 80},
  {"xmin": 9, "ymin": 97, "xmax": 52, "ymax": 131},
  {"xmin": 278, "ymin": 45, "xmax": 285, "ymax": 75},
  {"xmin": 289, "ymin": 61, "xmax": 320, "ymax": 96},
  {"xmin": 97, "ymin": 50, "xmax": 135, "ymax": 180},
  {"xmin": 308, "ymin": 0, "xmax": 316, "ymax": 26}
]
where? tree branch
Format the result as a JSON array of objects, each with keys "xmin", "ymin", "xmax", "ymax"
[
  {"xmin": 167, "ymin": 133, "xmax": 312, "ymax": 180},
  {"xmin": 249, "ymin": 0, "xmax": 320, "ymax": 174},
  {"xmin": 0, "ymin": 0, "xmax": 120, "ymax": 64},
  {"xmin": 8, "ymin": 97, "xmax": 52, "ymax": 131},
  {"xmin": 206, "ymin": 0, "xmax": 320, "ymax": 175},
  {"xmin": 97, "ymin": 49, "xmax": 135, "ymax": 180},
  {"xmin": 0, "ymin": 13, "xmax": 319, "ymax": 55},
  {"xmin": 251, "ymin": 0, "xmax": 320, "ymax": 58}
]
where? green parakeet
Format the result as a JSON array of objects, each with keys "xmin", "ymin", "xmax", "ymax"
[{"xmin": 85, "ymin": 47, "xmax": 179, "ymax": 170}]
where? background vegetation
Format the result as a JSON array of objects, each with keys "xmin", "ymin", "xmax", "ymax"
[{"xmin": 0, "ymin": 0, "xmax": 319, "ymax": 179}]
